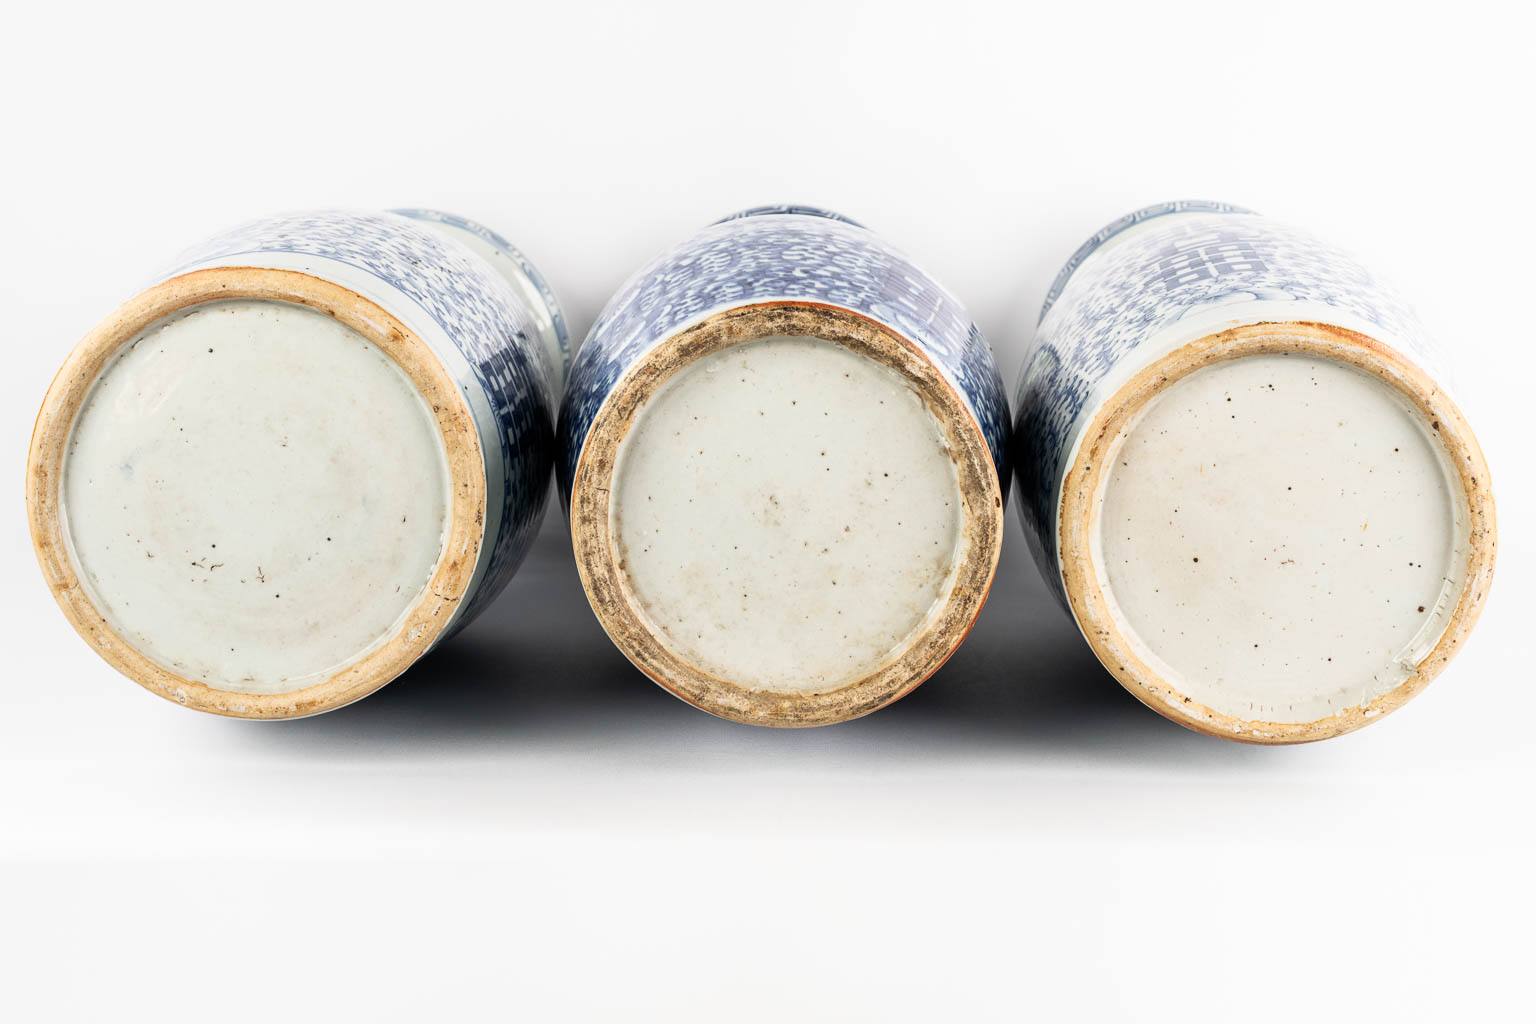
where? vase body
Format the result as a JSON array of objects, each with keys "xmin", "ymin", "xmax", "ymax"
[
  {"xmin": 27, "ymin": 208, "xmax": 567, "ymax": 718},
  {"xmin": 1014, "ymin": 201, "xmax": 1495, "ymax": 742},
  {"xmin": 560, "ymin": 206, "xmax": 1010, "ymax": 726}
]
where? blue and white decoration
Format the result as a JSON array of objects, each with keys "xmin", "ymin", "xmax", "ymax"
[
  {"xmin": 392, "ymin": 207, "xmax": 574, "ymax": 389},
  {"xmin": 1013, "ymin": 201, "xmax": 1443, "ymax": 599},
  {"xmin": 558, "ymin": 205, "xmax": 1011, "ymax": 503},
  {"xmin": 169, "ymin": 209, "xmax": 564, "ymax": 632}
]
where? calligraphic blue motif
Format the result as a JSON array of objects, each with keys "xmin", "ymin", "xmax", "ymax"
[
  {"xmin": 1037, "ymin": 200, "xmax": 1257, "ymax": 322},
  {"xmin": 392, "ymin": 207, "xmax": 572, "ymax": 389},
  {"xmin": 167, "ymin": 209, "xmax": 560, "ymax": 632},
  {"xmin": 1014, "ymin": 202, "xmax": 1441, "ymax": 601},
  {"xmin": 558, "ymin": 206, "xmax": 1010, "ymax": 505}
]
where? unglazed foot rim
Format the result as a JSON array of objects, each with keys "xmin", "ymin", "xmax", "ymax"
[
  {"xmin": 26, "ymin": 267, "xmax": 487, "ymax": 719},
  {"xmin": 1059, "ymin": 322, "xmax": 1496, "ymax": 744},
  {"xmin": 570, "ymin": 302, "xmax": 1004, "ymax": 727}
]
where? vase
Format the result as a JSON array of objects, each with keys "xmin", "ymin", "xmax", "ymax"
[
  {"xmin": 560, "ymin": 206, "xmax": 1010, "ymax": 726},
  {"xmin": 1014, "ymin": 200, "xmax": 1496, "ymax": 742},
  {"xmin": 26, "ymin": 208, "xmax": 567, "ymax": 718}
]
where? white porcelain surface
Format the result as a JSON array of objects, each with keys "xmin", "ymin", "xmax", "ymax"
[
  {"xmin": 610, "ymin": 336, "xmax": 964, "ymax": 691},
  {"xmin": 61, "ymin": 300, "xmax": 451, "ymax": 694},
  {"xmin": 1014, "ymin": 202, "xmax": 1494, "ymax": 739},
  {"xmin": 1094, "ymin": 353, "xmax": 1464, "ymax": 722},
  {"xmin": 166, "ymin": 210, "xmax": 562, "ymax": 638}
]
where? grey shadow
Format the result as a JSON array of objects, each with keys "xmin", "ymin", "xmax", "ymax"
[
  {"xmin": 235, "ymin": 245, "xmax": 1281, "ymax": 771},
  {"xmin": 237, "ymin": 500, "xmax": 1278, "ymax": 772}
]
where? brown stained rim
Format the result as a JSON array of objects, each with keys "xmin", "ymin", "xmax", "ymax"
[
  {"xmin": 1059, "ymin": 321, "xmax": 1497, "ymax": 745},
  {"xmin": 570, "ymin": 302, "xmax": 1005, "ymax": 727},
  {"xmin": 26, "ymin": 267, "xmax": 487, "ymax": 719}
]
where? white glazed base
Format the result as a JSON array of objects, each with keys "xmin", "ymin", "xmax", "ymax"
[
  {"xmin": 569, "ymin": 303, "xmax": 1004, "ymax": 727},
  {"xmin": 1059, "ymin": 322, "xmax": 1496, "ymax": 743},
  {"xmin": 1096, "ymin": 352, "xmax": 1462, "ymax": 724},
  {"xmin": 611, "ymin": 336, "xmax": 965, "ymax": 693},
  {"xmin": 28, "ymin": 268, "xmax": 488, "ymax": 718},
  {"xmin": 61, "ymin": 300, "xmax": 452, "ymax": 695}
]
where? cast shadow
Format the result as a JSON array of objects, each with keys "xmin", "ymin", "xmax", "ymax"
[{"xmin": 240, "ymin": 508, "xmax": 1277, "ymax": 772}]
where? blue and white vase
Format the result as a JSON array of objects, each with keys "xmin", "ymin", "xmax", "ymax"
[
  {"xmin": 559, "ymin": 206, "xmax": 1010, "ymax": 726},
  {"xmin": 1014, "ymin": 201, "xmax": 1496, "ymax": 743},
  {"xmin": 26, "ymin": 209, "xmax": 568, "ymax": 718}
]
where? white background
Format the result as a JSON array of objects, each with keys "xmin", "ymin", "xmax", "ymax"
[{"xmin": 3, "ymin": 1, "xmax": 1532, "ymax": 1019}]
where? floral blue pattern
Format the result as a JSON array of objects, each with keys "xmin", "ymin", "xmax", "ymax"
[
  {"xmin": 558, "ymin": 207, "xmax": 1010, "ymax": 505},
  {"xmin": 167, "ymin": 209, "xmax": 559, "ymax": 632},
  {"xmin": 1014, "ymin": 203, "xmax": 1440, "ymax": 599}
]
